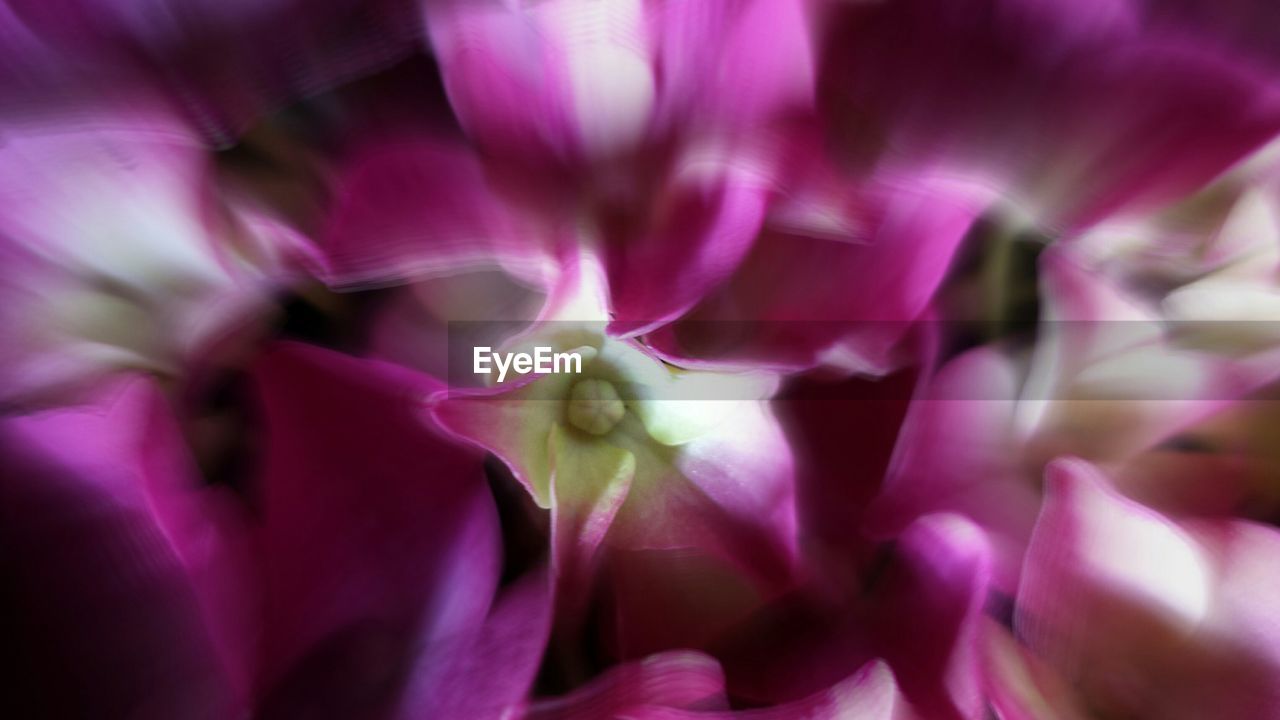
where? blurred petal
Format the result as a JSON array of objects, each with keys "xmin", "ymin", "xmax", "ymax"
[
  {"xmin": 0, "ymin": 0, "xmax": 417, "ymax": 138},
  {"xmin": 1015, "ymin": 459, "xmax": 1280, "ymax": 717},
  {"xmin": 1190, "ymin": 520, "xmax": 1280, "ymax": 670},
  {"xmin": 818, "ymin": 0, "xmax": 1280, "ymax": 230},
  {"xmin": 605, "ymin": 161, "xmax": 770, "ymax": 335},
  {"xmin": 645, "ymin": 153, "xmax": 987, "ymax": 371},
  {"xmin": 399, "ymin": 569, "xmax": 555, "ymax": 720},
  {"xmin": 601, "ymin": 548, "xmax": 772, "ymax": 660},
  {"xmin": 1019, "ymin": 247, "xmax": 1278, "ymax": 467},
  {"xmin": 773, "ymin": 367, "xmax": 919, "ymax": 563},
  {"xmin": 367, "ymin": 271, "xmax": 549, "ymax": 383},
  {"xmin": 322, "ymin": 139, "xmax": 556, "ymax": 289},
  {"xmin": 1037, "ymin": 41, "xmax": 1280, "ymax": 228},
  {"xmin": 868, "ymin": 348, "xmax": 1037, "ymax": 592},
  {"xmin": 655, "ymin": 661, "xmax": 904, "ymax": 720},
  {"xmin": 247, "ymin": 342, "xmax": 503, "ymax": 714},
  {"xmin": 867, "ymin": 515, "xmax": 991, "ymax": 720},
  {"xmin": 650, "ymin": 0, "xmax": 813, "ymax": 133},
  {"xmin": 982, "ymin": 619, "xmax": 1092, "ymax": 720},
  {"xmin": 715, "ymin": 514, "xmax": 990, "ymax": 718},
  {"xmin": 527, "ymin": 651, "xmax": 728, "ymax": 720},
  {"xmin": 0, "ymin": 111, "xmax": 286, "ymax": 404},
  {"xmin": 427, "ymin": 0, "xmax": 812, "ymax": 163},
  {"xmin": 1139, "ymin": 0, "xmax": 1280, "ymax": 80},
  {"xmin": 0, "ymin": 376, "xmax": 252, "ymax": 716},
  {"xmin": 426, "ymin": 0, "xmax": 653, "ymax": 162}
]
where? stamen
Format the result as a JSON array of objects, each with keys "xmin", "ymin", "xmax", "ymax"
[{"xmin": 566, "ymin": 378, "xmax": 626, "ymax": 435}]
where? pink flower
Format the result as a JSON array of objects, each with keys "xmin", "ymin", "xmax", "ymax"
[
  {"xmin": 427, "ymin": 264, "xmax": 799, "ymax": 612},
  {"xmin": 0, "ymin": 106, "xmax": 316, "ymax": 404},
  {"xmin": 868, "ymin": 209, "xmax": 1280, "ymax": 591},
  {"xmin": 989, "ymin": 459, "xmax": 1280, "ymax": 718},
  {"xmin": 643, "ymin": 132, "xmax": 991, "ymax": 371},
  {"xmin": 0, "ymin": 344, "xmax": 551, "ymax": 718},
  {"xmin": 816, "ymin": 0, "xmax": 1280, "ymax": 232},
  {"xmin": 421, "ymin": 0, "xmax": 814, "ymax": 332}
]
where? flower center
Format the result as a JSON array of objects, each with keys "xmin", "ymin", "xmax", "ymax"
[{"xmin": 566, "ymin": 378, "xmax": 625, "ymax": 436}]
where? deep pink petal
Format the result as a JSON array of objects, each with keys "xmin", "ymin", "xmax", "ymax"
[
  {"xmin": 0, "ymin": 111, "xmax": 285, "ymax": 404},
  {"xmin": 1, "ymin": 0, "xmax": 418, "ymax": 138},
  {"xmin": 818, "ymin": 0, "xmax": 1280, "ymax": 230},
  {"xmin": 866, "ymin": 515, "xmax": 991, "ymax": 720},
  {"xmin": 645, "ymin": 168, "xmax": 984, "ymax": 370},
  {"xmin": 1140, "ymin": 0, "xmax": 1280, "ymax": 72},
  {"xmin": 526, "ymin": 651, "xmax": 728, "ymax": 719},
  {"xmin": 247, "ymin": 342, "xmax": 503, "ymax": 713},
  {"xmin": 399, "ymin": 569, "xmax": 555, "ymax": 720},
  {"xmin": 1015, "ymin": 459, "xmax": 1280, "ymax": 718},
  {"xmin": 1040, "ymin": 41, "xmax": 1280, "ymax": 228},
  {"xmin": 773, "ymin": 368, "xmax": 919, "ymax": 563},
  {"xmin": 641, "ymin": 661, "xmax": 905, "ymax": 720},
  {"xmin": 428, "ymin": 0, "xmax": 812, "ymax": 165},
  {"xmin": 606, "ymin": 166, "xmax": 769, "ymax": 336},
  {"xmin": 866, "ymin": 348, "xmax": 1037, "ymax": 592},
  {"xmin": 714, "ymin": 514, "xmax": 990, "ymax": 719},
  {"xmin": 322, "ymin": 139, "xmax": 555, "ymax": 289},
  {"xmin": 0, "ymin": 376, "xmax": 252, "ymax": 716},
  {"xmin": 648, "ymin": 0, "xmax": 813, "ymax": 135},
  {"xmin": 424, "ymin": 0, "xmax": 593, "ymax": 161}
]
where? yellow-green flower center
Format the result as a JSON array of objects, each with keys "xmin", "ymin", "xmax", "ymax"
[{"xmin": 566, "ymin": 378, "xmax": 625, "ymax": 435}]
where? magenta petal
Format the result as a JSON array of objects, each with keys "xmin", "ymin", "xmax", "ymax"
[
  {"xmin": 866, "ymin": 348, "xmax": 1037, "ymax": 592},
  {"xmin": 1140, "ymin": 0, "xmax": 1280, "ymax": 72},
  {"xmin": 425, "ymin": 0, "xmax": 583, "ymax": 161},
  {"xmin": 649, "ymin": 0, "xmax": 813, "ymax": 133},
  {"xmin": 606, "ymin": 167, "xmax": 769, "ymax": 336},
  {"xmin": 818, "ymin": 0, "xmax": 1135, "ymax": 172},
  {"xmin": 1040, "ymin": 41, "xmax": 1280, "ymax": 228},
  {"xmin": 0, "ymin": 112, "xmax": 287, "ymax": 404},
  {"xmin": 1, "ymin": 0, "xmax": 417, "ymax": 137},
  {"xmin": 1015, "ymin": 459, "xmax": 1280, "ymax": 718},
  {"xmin": 322, "ymin": 139, "xmax": 552, "ymax": 289},
  {"xmin": 818, "ymin": 0, "xmax": 1280, "ymax": 230},
  {"xmin": 399, "ymin": 569, "xmax": 554, "ymax": 720},
  {"xmin": 774, "ymin": 368, "xmax": 919, "ymax": 561},
  {"xmin": 715, "ymin": 514, "xmax": 990, "ymax": 718},
  {"xmin": 247, "ymin": 342, "xmax": 503, "ymax": 712},
  {"xmin": 642, "ymin": 661, "xmax": 904, "ymax": 720},
  {"xmin": 527, "ymin": 651, "xmax": 728, "ymax": 719},
  {"xmin": 428, "ymin": 0, "xmax": 811, "ymax": 165},
  {"xmin": 0, "ymin": 377, "xmax": 251, "ymax": 716},
  {"xmin": 645, "ymin": 172, "xmax": 983, "ymax": 370},
  {"xmin": 867, "ymin": 514, "xmax": 991, "ymax": 720}
]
